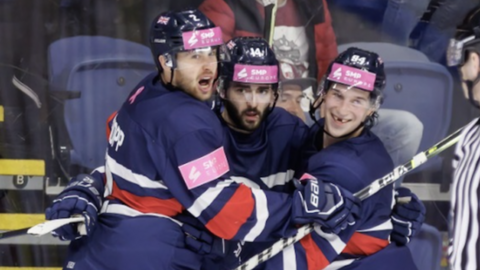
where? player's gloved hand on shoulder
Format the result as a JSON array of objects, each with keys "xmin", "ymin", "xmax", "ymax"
[
  {"xmin": 292, "ymin": 175, "xmax": 362, "ymax": 234},
  {"xmin": 390, "ymin": 187, "xmax": 426, "ymax": 245},
  {"xmin": 45, "ymin": 173, "xmax": 104, "ymax": 240}
]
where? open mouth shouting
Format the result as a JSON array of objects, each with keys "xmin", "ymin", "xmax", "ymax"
[
  {"xmin": 198, "ymin": 75, "xmax": 214, "ymax": 94},
  {"xmin": 244, "ymin": 110, "xmax": 259, "ymax": 122}
]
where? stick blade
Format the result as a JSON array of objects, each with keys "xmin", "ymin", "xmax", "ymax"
[{"xmin": 27, "ymin": 216, "xmax": 85, "ymax": 236}]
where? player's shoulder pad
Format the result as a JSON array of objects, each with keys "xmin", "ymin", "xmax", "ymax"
[{"xmin": 163, "ymin": 97, "xmax": 223, "ymax": 139}]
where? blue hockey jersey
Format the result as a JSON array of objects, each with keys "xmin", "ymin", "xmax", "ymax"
[
  {"xmin": 101, "ymin": 72, "xmax": 311, "ymax": 243},
  {"xmin": 249, "ymin": 120, "xmax": 396, "ymax": 270}
]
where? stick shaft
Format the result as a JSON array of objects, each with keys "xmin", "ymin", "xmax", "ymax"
[{"xmin": 234, "ymin": 125, "xmax": 465, "ymax": 270}]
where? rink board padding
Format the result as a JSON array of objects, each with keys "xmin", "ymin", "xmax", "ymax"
[
  {"xmin": 0, "ymin": 268, "xmax": 60, "ymax": 270},
  {"xmin": 0, "ymin": 176, "xmax": 43, "ymax": 191},
  {"xmin": 0, "ymin": 190, "xmax": 67, "ymax": 267},
  {"xmin": 0, "ymin": 214, "xmax": 44, "ymax": 231},
  {"xmin": 0, "ymin": 160, "xmax": 45, "ymax": 176},
  {"xmin": 0, "ymin": 244, "xmax": 67, "ymax": 267}
]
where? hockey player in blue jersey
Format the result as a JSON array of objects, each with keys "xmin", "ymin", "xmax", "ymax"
[
  {"xmin": 50, "ymin": 38, "xmax": 420, "ymax": 269},
  {"xmin": 173, "ymin": 38, "xmax": 424, "ymax": 270},
  {"xmin": 45, "ymin": 10, "xmax": 365, "ymax": 270},
  {"xmin": 45, "ymin": 30, "xmax": 424, "ymax": 270},
  {"xmin": 239, "ymin": 47, "xmax": 423, "ymax": 270}
]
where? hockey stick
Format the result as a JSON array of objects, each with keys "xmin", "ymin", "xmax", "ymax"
[
  {"xmin": 0, "ymin": 216, "xmax": 85, "ymax": 240},
  {"xmin": 261, "ymin": 0, "xmax": 278, "ymax": 46},
  {"xmin": 233, "ymin": 126, "xmax": 464, "ymax": 270}
]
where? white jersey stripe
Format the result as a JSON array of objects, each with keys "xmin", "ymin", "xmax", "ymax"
[
  {"xmin": 282, "ymin": 244, "xmax": 297, "ymax": 270},
  {"xmin": 261, "ymin": 170, "xmax": 295, "ymax": 188},
  {"xmin": 244, "ymin": 188, "xmax": 269, "ymax": 241},
  {"xmin": 314, "ymin": 224, "xmax": 346, "ymax": 254},
  {"xmin": 357, "ymin": 219, "xmax": 393, "ymax": 233},
  {"xmin": 188, "ymin": 180, "xmax": 233, "ymax": 218},
  {"xmin": 323, "ymin": 259, "xmax": 356, "ymax": 270},
  {"xmin": 100, "ymin": 201, "xmax": 182, "ymax": 226},
  {"xmin": 106, "ymin": 154, "xmax": 167, "ymax": 189}
]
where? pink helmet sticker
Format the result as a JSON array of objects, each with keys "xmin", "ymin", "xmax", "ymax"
[
  {"xmin": 327, "ymin": 63, "xmax": 376, "ymax": 91},
  {"xmin": 233, "ymin": 64, "xmax": 278, "ymax": 84},
  {"xmin": 182, "ymin": 27, "xmax": 223, "ymax": 50}
]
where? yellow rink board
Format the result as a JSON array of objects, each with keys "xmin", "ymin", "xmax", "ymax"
[
  {"xmin": 0, "ymin": 160, "xmax": 45, "ymax": 176},
  {"xmin": 0, "ymin": 266, "xmax": 62, "ymax": 270},
  {"xmin": 0, "ymin": 105, "xmax": 3, "ymax": 122},
  {"xmin": 0, "ymin": 214, "xmax": 44, "ymax": 231}
]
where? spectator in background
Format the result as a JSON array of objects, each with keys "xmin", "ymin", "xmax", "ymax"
[
  {"xmin": 381, "ymin": 0, "xmax": 430, "ymax": 46},
  {"xmin": 199, "ymin": 0, "xmax": 335, "ymax": 80},
  {"xmin": 200, "ymin": 0, "xmax": 424, "ymax": 168},
  {"xmin": 416, "ymin": 0, "xmax": 478, "ymax": 64},
  {"xmin": 276, "ymin": 59, "xmax": 317, "ymax": 124},
  {"xmin": 326, "ymin": 0, "xmax": 429, "ymax": 46}
]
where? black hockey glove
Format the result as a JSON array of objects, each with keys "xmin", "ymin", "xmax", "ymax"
[
  {"xmin": 390, "ymin": 187, "xmax": 425, "ymax": 245},
  {"xmin": 180, "ymin": 217, "xmax": 242, "ymax": 269},
  {"xmin": 45, "ymin": 174, "xmax": 103, "ymax": 240},
  {"xmin": 292, "ymin": 177, "xmax": 362, "ymax": 234}
]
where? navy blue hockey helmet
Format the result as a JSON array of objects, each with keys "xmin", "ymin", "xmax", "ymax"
[
  {"xmin": 321, "ymin": 47, "xmax": 386, "ymax": 109},
  {"xmin": 149, "ymin": 9, "xmax": 224, "ymax": 70},
  {"xmin": 219, "ymin": 37, "xmax": 280, "ymax": 91}
]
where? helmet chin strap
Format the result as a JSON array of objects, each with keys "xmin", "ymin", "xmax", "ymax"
[{"xmin": 323, "ymin": 122, "xmax": 364, "ymax": 139}]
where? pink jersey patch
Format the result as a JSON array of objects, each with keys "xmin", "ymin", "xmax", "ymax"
[
  {"xmin": 327, "ymin": 63, "xmax": 376, "ymax": 91},
  {"xmin": 178, "ymin": 147, "xmax": 230, "ymax": 190},
  {"xmin": 182, "ymin": 27, "xmax": 223, "ymax": 50},
  {"xmin": 233, "ymin": 64, "xmax": 278, "ymax": 84}
]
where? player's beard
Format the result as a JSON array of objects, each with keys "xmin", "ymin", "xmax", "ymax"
[{"xmin": 223, "ymin": 99, "xmax": 268, "ymax": 132}]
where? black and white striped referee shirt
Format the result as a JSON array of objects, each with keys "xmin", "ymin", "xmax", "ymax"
[{"xmin": 449, "ymin": 117, "xmax": 480, "ymax": 270}]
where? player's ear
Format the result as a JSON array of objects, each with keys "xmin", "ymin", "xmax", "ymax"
[
  {"xmin": 159, "ymin": 54, "xmax": 173, "ymax": 70},
  {"xmin": 464, "ymin": 51, "xmax": 480, "ymax": 80},
  {"xmin": 471, "ymin": 51, "xmax": 480, "ymax": 74}
]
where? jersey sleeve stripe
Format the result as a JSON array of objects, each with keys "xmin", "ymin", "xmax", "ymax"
[
  {"xmin": 357, "ymin": 219, "xmax": 392, "ymax": 232},
  {"xmin": 260, "ymin": 170, "xmax": 295, "ymax": 188},
  {"xmin": 108, "ymin": 181, "xmax": 184, "ymax": 216},
  {"xmin": 101, "ymin": 201, "xmax": 182, "ymax": 226},
  {"xmin": 342, "ymin": 232, "xmax": 389, "ymax": 256},
  {"xmin": 244, "ymin": 188, "xmax": 269, "ymax": 241},
  {"xmin": 107, "ymin": 154, "xmax": 167, "ymax": 189},
  {"xmin": 187, "ymin": 180, "xmax": 233, "ymax": 217},
  {"xmin": 323, "ymin": 259, "xmax": 356, "ymax": 270},
  {"xmin": 112, "ymin": 174, "xmax": 173, "ymax": 199},
  {"xmin": 205, "ymin": 184, "xmax": 255, "ymax": 239}
]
